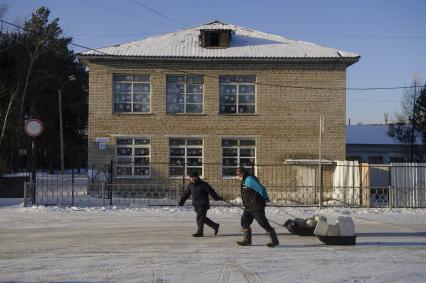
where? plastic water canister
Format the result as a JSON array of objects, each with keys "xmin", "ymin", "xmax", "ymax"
[
  {"xmin": 326, "ymin": 224, "xmax": 340, "ymax": 236},
  {"xmin": 314, "ymin": 215, "xmax": 327, "ymax": 223},
  {"xmin": 337, "ymin": 216, "xmax": 355, "ymax": 236},
  {"xmin": 314, "ymin": 219, "xmax": 329, "ymax": 236}
]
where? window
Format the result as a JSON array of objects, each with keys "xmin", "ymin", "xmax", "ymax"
[
  {"xmin": 347, "ymin": 156, "xmax": 361, "ymax": 163},
  {"xmin": 368, "ymin": 156, "xmax": 383, "ymax": 164},
  {"xmin": 199, "ymin": 30, "xmax": 231, "ymax": 48},
  {"xmin": 390, "ymin": 156, "xmax": 405, "ymax": 163},
  {"xmin": 222, "ymin": 138, "xmax": 256, "ymax": 177},
  {"xmin": 220, "ymin": 76, "xmax": 256, "ymax": 114},
  {"xmin": 209, "ymin": 32, "xmax": 220, "ymax": 47},
  {"xmin": 115, "ymin": 138, "xmax": 150, "ymax": 177},
  {"xmin": 113, "ymin": 74, "xmax": 150, "ymax": 113},
  {"xmin": 167, "ymin": 75, "xmax": 203, "ymax": 114},
  {"xmin": 169, "ymin": 138, "xmax": 203, "ymax": 177}
]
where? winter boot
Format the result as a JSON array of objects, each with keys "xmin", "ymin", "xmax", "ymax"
[
  {"xmin": 237, "ymin": 228, "xmax": 252, "ymax": 246},
  {"xmin": 266, "ymin": 229, "xmax": 279, "ymax": 247},
  {"xmin": 213, "ymin": 223, "xmax": 220, "ymax": 235},
  {"xmin": 192, "ymin": 232, "xmax": 203, "ymax": 237}
]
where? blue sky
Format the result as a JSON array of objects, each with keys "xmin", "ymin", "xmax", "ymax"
[{"xmin": 4, "ymin": 0, "xmax": 426, "ymax": 124}]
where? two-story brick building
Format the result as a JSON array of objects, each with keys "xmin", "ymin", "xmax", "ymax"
[{"xmin": 78, "ymin": 21, "xmax": 359, "ymax": 183}]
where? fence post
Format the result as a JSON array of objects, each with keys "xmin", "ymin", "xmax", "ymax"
[
  {"xmin": 71, "ymin": 166, "xmax": 75, "ymax": 206},
  {"xmin": 176, "ymin": 184, "xmax": 179, "ymax": 208},
  {"xmin": 319, "ymin": 164, "xmax": 323, "ymax": 209},
  {"xmin": 181, "ymin": 164, "xmax": 185, "ymax": 206},
  {"xmin": 23, "ymin": 182, "xmax": 28, "ymax": 207},
  {"xmin": 109, "ymin": 160, "xmax": 114, "ymax": 184},
  {"xmin": 101, "ymin": 182, "xmax": 105, "ymax": 207},
  {"xmin": 109, "ymin": 161, "xmax": 113, "ymax": 206},
  {"xmin": 31, "ymin": 180, "xmax": 36, "ymax": 204},
  {"xmin": 388, "ymin": 185, "xmax": 393, "ymax": 210}
]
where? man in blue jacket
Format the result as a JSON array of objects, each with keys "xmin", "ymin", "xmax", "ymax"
[
  {"xmin": 236, "ymin": 167, "xmax": 279, "ymax": 247},
  {"xmin": 179, "ymin": 171, "xmax": 222, "ymax": 237}
]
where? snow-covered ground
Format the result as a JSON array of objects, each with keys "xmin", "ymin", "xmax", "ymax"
[{"xmin": 0, "ymin": 199, "xmax": 425, "ymax": 283}]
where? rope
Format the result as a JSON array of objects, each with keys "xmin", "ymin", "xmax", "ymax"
[{"xmin": 221, "ymin": 199, "xmax": 285, "ymax": 227}]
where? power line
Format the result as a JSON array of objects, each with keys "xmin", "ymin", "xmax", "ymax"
[
  {"xmin": 79, "ymin": 0, "xmax": 174, "ymax": 28},
  {"xmin": 348, "ymin": 99, "xmax": 400, "ymax": 103},
  {"xmin": 280, "ymin": 32, "xmax": 426, "ymax": 40},
  {"xmin": 77, "ymin": 32, "xmax": 165, "ymax": 38},
  {"xmin": 132, "ymin": 0, "xmax": 188, "ymax": 28},
  {"xmin": 0, "ymin": 19, "xmax": 423, "ymax": 93}
]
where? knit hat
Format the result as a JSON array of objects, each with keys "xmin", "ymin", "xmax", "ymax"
[
  {"xmin": 189, "ymin": 171, "xmax": 199, "ymax": 177},
  {"xmin": 236, "ymin": 166, "xmax": 248, "ymax": 174}
]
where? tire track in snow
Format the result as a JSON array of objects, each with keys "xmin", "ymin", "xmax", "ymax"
[
  {"xmin": 135, "ymin": 256, "xmax": 165, "ymax": 283},
  {"xmin": 218, "ymin": 261, "xmax": 232, "ymax": 283},
  {"xmin": 218, "ymin": 260, "xmax": 263, "ymax": 283},
  {"xmin": 147, "ymin": 261, "xmax": 165, "ymax": 283},
  {"xmin": 2, "ymin": 258, "xmax": 163, "ymax": 283}
]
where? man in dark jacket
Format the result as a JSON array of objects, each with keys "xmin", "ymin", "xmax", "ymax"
[
  {"xmin": 179, "ymin": 171, "xmax": 222, "ymax": 237},
  {"xmin": 236, "ymin": 167, "xmax": 279, "ymax": 247}
]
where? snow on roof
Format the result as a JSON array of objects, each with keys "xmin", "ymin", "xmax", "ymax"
[
  {"xmin": 198, "ymin": 20, "xmax": 233, "ymax": 31},
  {"xmin": 346, "ymin": 125, "xmax": 400, "ymax": 145},
  {"xmin": 79, "ymin": 21, "xmax": 360, "ymax": 60}
]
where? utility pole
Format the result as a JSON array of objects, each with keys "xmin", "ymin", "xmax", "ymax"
[
  {"xmin": 58, "ymin": 87, "xmax": 64, "ymax": 174},
  {"xmin": 410, "ymin": 81, "xmax": 417, "ymax": 162},
  {"xmin": 318, "ymin": 115, "xmax": 324, "ymax": 209},
  {"xmin": 58, "ymin": 75, "xmax": 76, "ymax": 174}
]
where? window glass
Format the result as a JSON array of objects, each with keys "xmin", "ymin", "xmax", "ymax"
[
  {"xmin": 222, "ymin": 138, "xmax": 256, "ymax": 177},
  {"xmin": 368, "ymin": 156, "xmax": 383, "ymax": 164},
  {"xmin": 113, "ymin": 74, "xmax": 151, "ymax": 113},
  {"xmin": 116, "ymin": 137, "xmax": 151, "ymax": 177},
  {"xmin": 169, "ymin": 138, "xmax": 203, "ymax": 177},
  {"xmin": 220, "ymin": 76, "xmax": 255, "ymax": 114},
  {"xmin": 390, "ymin": 157, "xmax": 405, "ymax": 163},
  {"xmin": 209, "ymin": 32, "xmax": 220, "ymax": 46},
  {"xmin": 167, "ymin": 75, "xmax": 204, "ymax": 114}
]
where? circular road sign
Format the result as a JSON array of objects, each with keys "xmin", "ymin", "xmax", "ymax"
[{"xmin": 25, "ymin": 119, "xmax": 43, "ymax": 137}]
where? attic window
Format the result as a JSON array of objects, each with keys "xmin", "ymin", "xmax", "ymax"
[
  {"xmin": 209, "ymin": 32, "xmax": 220, "ymax": 47},
  {"xmin": 199, "ymin": 30, "xmax": 231, "ymax": 48}
]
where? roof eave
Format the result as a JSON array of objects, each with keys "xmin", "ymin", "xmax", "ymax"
[{"xmin": 77, "ymin": 54, "xmax": 360, "ymax": 67}]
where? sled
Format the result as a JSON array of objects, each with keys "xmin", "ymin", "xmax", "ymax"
[
  {"xmin": 317, "ymin": 235, "xmax": 356, "ymax": 246},
  {"xmin": 283, "ymin": 219, "xmax": 315, "ymax": 236},
  {"xmin": 314, "ymin": 216, "xmax": 357, "ymax": 245}
]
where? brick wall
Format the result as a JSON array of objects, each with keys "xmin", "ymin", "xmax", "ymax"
[{"xmin": 86, "ymin": 59, "xmax": 347, "ymax": 175}]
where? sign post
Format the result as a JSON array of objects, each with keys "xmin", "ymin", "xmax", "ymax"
[{"xmin": 25, "ymin": 119, "xmax": 43, "ymax": 203}]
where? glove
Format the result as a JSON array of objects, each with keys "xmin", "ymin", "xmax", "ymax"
[{"xmin": 217, "ymin": 196, "xmax": 223, "ymax": 201}]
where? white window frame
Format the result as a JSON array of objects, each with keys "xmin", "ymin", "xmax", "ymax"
[
  {"xmin": 115, "ymin": 137, "xmax": 151, "ymax": 178},
  {"xmin": 169, "ymin": 138, "xmax": 204, "ymax": 177},
  {"xmin": 113, "ymin": 74, "xmax": 151, "ymax": 114},
  {"xmin": 166, "ymin": 75, "xmax": 204, "ymax": 114},
  {"xmin": 221, "ymin": 138, "xmax": 256, "ymax": 178},
  {"xmin": 219, "ymin": 75, "xmax": 256, "ymax": 114}
]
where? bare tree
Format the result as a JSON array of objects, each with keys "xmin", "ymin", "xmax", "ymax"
[
  {"xmin": 391, "ymin": 76, "xmax": 426, "ymax": 161},
  {"xmin": 396, "ymin": 76, "xmax": 423, "ymax": 123}
]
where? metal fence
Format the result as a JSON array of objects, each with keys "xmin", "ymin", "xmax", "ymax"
[{"xmin": 17, "ymin": 161, "xmax": 426, "ymax": 208}]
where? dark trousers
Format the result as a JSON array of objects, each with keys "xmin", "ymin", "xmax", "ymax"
[
  {"xmin": 196, "ymin": 210, "xmax": 217, "ymax": 233},
  {"xmin": 241, "ymin": 209, "xmax": 274, "ymax": 232}
]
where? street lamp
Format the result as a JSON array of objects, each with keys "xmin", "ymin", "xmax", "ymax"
[{"xmin": 58, "ymin": 75, "xmax": 76, "ymax": 174}]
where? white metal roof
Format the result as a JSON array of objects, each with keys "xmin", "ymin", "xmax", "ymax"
[
  {"xmin": 346, "ymin": 125, "xmax": 401, "ymax": 145},
  {"xmin": 79, "ymin": 21, "xmax": 359, "ymax": 60}
]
